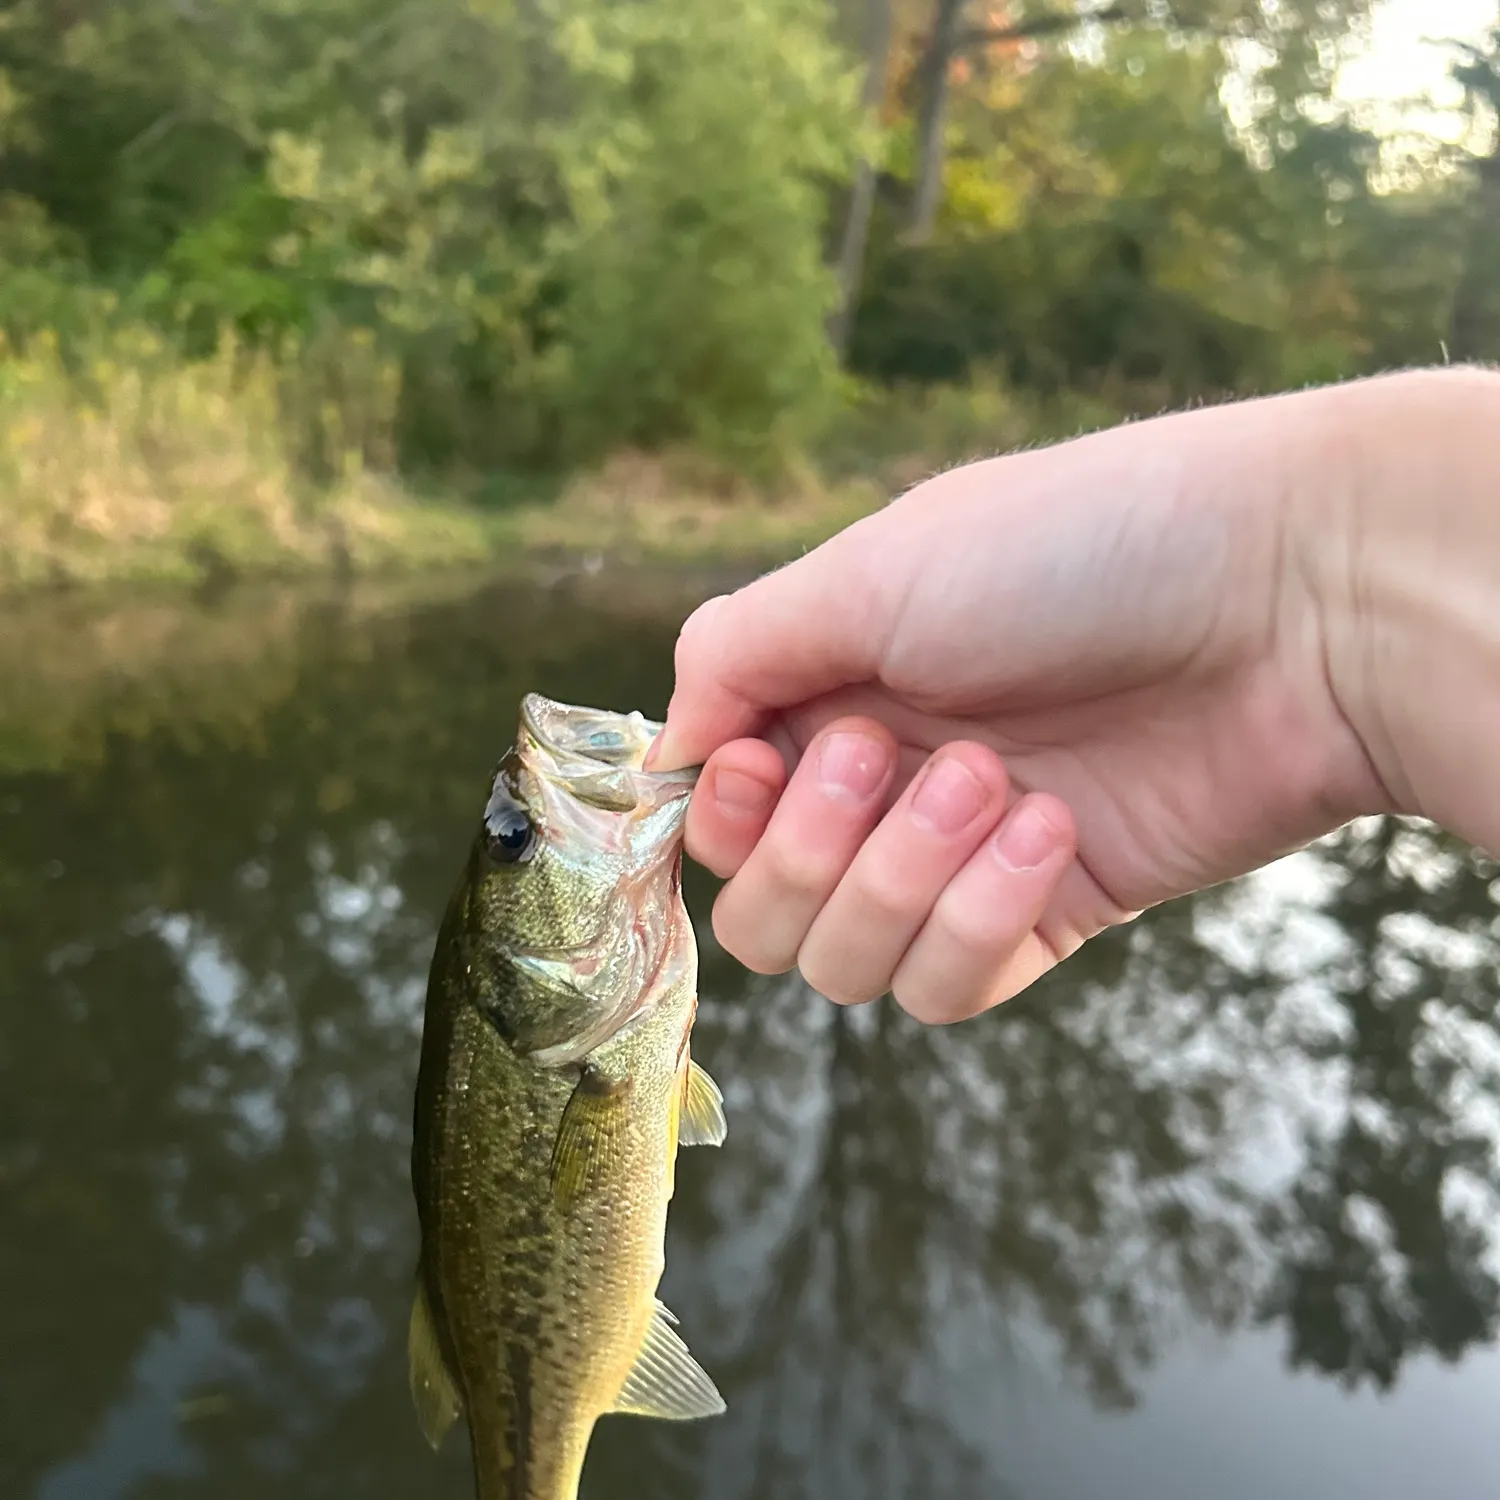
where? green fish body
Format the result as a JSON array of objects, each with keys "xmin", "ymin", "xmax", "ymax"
[{"xmin": 409, "ymin": 694, "xmax": 727, "ymax": 1500}]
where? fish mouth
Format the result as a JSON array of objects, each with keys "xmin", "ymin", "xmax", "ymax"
[
  {"xmin": 505, "ymin": 696, "xmax": 697, "ymax": 1053},
  {"xmin": 520, "ymin": 694, "xmax": 699, "ymax": 812}
]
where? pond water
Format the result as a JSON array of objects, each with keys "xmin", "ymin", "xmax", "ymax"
[{"xmin": 3, "ymin": 568, "xmax": 1500, "ymax": 1500}]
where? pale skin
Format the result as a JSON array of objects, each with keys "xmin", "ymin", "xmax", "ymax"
[{"xmin": 645, "ymin": 366, "xmax": 1500, "ymax": 1025}]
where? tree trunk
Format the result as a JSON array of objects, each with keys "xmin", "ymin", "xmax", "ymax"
[
  {"xmin": 828, "ymin": 0, "xmax": 896, "ymax": 358},
  {"xmin": 905, "ymin": 0, "xmax": 966, "ymax": 243},
  {"xmin": 1448, "ymin": 143, "xmax": 1500, "ymax": 363}
]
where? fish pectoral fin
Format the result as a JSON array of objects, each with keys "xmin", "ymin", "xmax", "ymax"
[
  {"xmin": 679, "ymin": 1058, "xmax": 727, "ymax": 1148},
  {"xmin": 408, "ymin": 1275, "xmax": 463, "ymax": 1451},
  {"xmin": 551, "ymin": 1065, "xmax": 632, "ymax": 1209},
  {"xmin": 610, "ymin": 1300, "xmax": 726, "ymax": 1422}
]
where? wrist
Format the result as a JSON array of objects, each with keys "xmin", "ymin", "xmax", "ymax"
[{"xmin": 1288, "ymin": 365, "xmax": 1500, "ymax": 853}]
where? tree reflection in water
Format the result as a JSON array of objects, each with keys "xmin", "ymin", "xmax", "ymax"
[
  {"xmin": 1254, "ymin": 819, "xmax": 1500, "ymax": 1388},
  {"xmin": 2, "ymin": 579, "xmax": 1498, "ymax": 1500}
]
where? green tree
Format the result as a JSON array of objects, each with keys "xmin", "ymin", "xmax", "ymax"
[
  {"xmin": 0, "ymin": 0, "xmax": 860, "ymax": 473},
  {"xmin": 846, "ymin": 9, "xmax": 1467, "ymax": 398},
  {"xmin": 1447, "ymin": 24, "xmax": 1500, "ymax": 361}
]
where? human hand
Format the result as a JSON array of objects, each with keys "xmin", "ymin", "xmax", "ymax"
[{"xmin": 648, "ymin": 371, "xmax": 1500, "ymax": 1024}]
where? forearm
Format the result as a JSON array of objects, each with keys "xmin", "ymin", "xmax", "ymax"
[{"xmin": 1289, "ymin": 365, "xmax": 1500, "ymax": 854}]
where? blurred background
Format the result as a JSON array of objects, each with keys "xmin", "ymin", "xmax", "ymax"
[
  {"xmin": 0, "ymin": 0, "xmax": 1497, "ymax": 579},
  {"xmin": 3, "ymin": 2, "xmax": 1500, "ymax": 1499}
]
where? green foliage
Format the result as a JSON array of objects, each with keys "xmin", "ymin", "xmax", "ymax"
[
  {"xmin": 0, "ymin": 0, "xmax": 1495, "ymax": 596},
  {"xmin": 850, "ymin": 22, "xmax": 1478, "ymax": 396},
  {"xmin": 547, "ymin": 0, "xmax": 860, "ymax": 466},
  {"xmin": 0, "ymin": 0, "xmax": 860, "ymax": 476},
  {"xmin": 813, "ymin": 370, "xmax": 1119, "ymax": 485}
]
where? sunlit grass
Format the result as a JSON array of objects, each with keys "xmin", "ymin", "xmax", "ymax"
[
  {"xmin": 486, "ymin": 379, "xmax": 1123, "ymax": 565},
  {"xmin": 0, "ymin": 318, "xmax": 1128, "ymax": 595},
  {"xmin": 489, "ymin": 448, "xmax": 885, "ymax": 565},
  {"xmin": 0, "ymin": 323, "xmax": 498, "ymax": 592}
]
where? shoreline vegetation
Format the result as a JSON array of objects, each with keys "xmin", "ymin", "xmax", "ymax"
[
  {"xmin": 0, "ymin": 326, "xmax": 1122, "ymax": 596},
  {"xmin": 2, "ymin": 2, "xmax": 1493, "ymax": 602}
]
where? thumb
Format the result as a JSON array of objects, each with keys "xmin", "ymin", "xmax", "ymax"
[{"xmin": 648, "ymin": 520, "xmax": 896, "ymax": 770}]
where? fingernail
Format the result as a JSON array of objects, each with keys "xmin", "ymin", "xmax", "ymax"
[
  {"xmin": 993, "ymin": 801, "xmax": 1059, "ymax": 871},
  {"xmin": 910, "ymin": 755, "xmax": 985, "ymax": 835},
  {"xmin": 713, "ymin": 767, "xmax": 775, "ymax": 820},
  {"xmin": 645, "ymin": 713, "xmax": 688, "ymax": 771},
  {"xmin": 816, "ymin": 732, "xmax": 887, "ymax": 800}
]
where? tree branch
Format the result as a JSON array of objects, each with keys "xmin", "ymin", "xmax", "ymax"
[
  {"xmin": 956, "ymin": 3, "xmax": 1132, "ymax": 52},
  {"xmin": 956, "ymin": 3, "xmax": 1226, "ymax": 54}
]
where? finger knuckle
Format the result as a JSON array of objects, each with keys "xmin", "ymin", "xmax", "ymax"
[
  {"xmin": 800, "ymin": 955, "xmax": 883, "ymax": 1008},
  {"xmin": 674, "ymin": 594, "xmax": 729, "ymax": 672},
  {"xmin": 741, "ymin": 951, "xmax": 796, "ymax": 977},
  {"xmin": 721, "ymin": 931, "xmax": 794, "ymax": 976},
  {"xmin": 848, "ymin": 862, "xmax": 921, "ymax": 925},
  {"xmin": 712, "ymin": 897, "xmax": 794, "ymax": 975},
  {"xmin": 684, "ymin": 826, "xmax": 746, "ymax": 883},
  {"xmin": 696, "ymin": 850, "xmax": 746, "ymax": 882},
  {"xmin": 936, "ymin": 898, "xmax": 1012, "ymax": 959},
  {"xmin": 1033, "ymin": 914, "xmax": 1074, "ymax": 965},
  {"xmin": 756, "ymin": 836, "xmax": 835, "ymax": 905},
  {"xmin": 892, "ymin": 972, "xmax": 978, "ymax": 1027}
]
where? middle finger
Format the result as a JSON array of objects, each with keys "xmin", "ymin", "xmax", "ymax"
[
  {"xmin": 710, "ymin": 717, "xmax": 898, "ymax": 973},
  {"xmin": 796, "ymin": 742, "xmax": 1011, "ymax": 1006}
]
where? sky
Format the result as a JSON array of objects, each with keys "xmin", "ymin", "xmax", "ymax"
[{"xmin": 1336, "ymin": 0, "xmax": 1498, "ymax": 142}]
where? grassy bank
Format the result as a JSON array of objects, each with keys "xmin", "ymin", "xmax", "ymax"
[
  {"xmin": 0, "ymin": 326, "xmax": 504, "ymax": 592},
  {"xmin": 0, "ymin": 326, "xmax": 1120, "ymax": 596}
]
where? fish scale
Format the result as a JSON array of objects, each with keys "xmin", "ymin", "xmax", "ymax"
[{"xmin": 408, "ymin": 694, "xmax": 728, "ymax": 1500}]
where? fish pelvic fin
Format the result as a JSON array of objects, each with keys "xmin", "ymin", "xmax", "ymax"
[
  {"xmin": 550, "ymin": 1063, "xmax": 632, "ymax": 1210},
  {"xmin": 680, "ymin": 1058, "xmax": 727, "ymax": 1148},
  {"xmin": 610, "ymin": 1300, "xmax": 726, "ymax": 1422},
  {"xmin": 408, "ymin": 1273, "xmax": 463, "ymax": 1451}
]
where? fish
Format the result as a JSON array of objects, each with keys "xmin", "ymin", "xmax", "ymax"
[{"xmin": 408, "ymin": 692, "xmax": 728, "ymax": 1500}]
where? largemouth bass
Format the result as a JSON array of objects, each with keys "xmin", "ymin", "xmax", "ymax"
[{"xmin": 408, "ymin": 693, "xmax": 727, "ymax": 1500}]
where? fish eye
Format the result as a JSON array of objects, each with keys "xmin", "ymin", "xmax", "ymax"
[{"xmin": 484, "ymin": 805, "xmax": 536, "ymax": 866}]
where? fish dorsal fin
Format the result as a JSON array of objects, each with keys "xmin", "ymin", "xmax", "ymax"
[
  {"xmin": 680, "ymin": 1058, "xmax": 727, "ymax": 1148},
  {"xmin": 611, "ymin": 1300, "xmax": 726, "ymax": 1421},
  {"xmin": 408, "ymin": 1275, "xmax": 463, "ymax": 1451}
]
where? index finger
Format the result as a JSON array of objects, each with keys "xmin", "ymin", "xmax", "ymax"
[{"xmin": 647, "ymin": 517, "xmax": 897, "ymax": 770}]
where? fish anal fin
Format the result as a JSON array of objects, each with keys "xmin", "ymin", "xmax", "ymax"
[
  {"xmin": 408, "ymin": 1275, "xmax": 463, "ymax": 1451},
  {"xmin": 551, "ymin": 1064, "xmax": 632, "ymax": 1209},
  {"xmin": 680, "ymin": 1058, "xmax": 727, "ymax": 1148},
  {"xmin": 610, "ymin": 1300, "xmax": 725, "ymax": 1421}
]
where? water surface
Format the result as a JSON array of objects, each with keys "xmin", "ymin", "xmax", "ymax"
[{"xmin": 3, "ymin": 570, "xmax": 1499, "ymax": 1500}]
